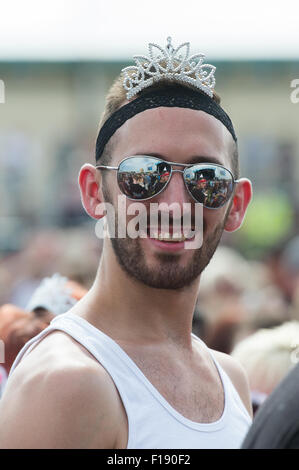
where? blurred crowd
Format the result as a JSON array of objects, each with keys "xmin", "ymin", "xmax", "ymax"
[
  {"xmin": 0, "ymin": 226, "xmax": 100, "ymax": 397},
  {"xmin": 193, "ymin": 235, "xmax": 299, "ymax": 413},
  {"xmin": 0, "ymin": 226, "xmax": 100, "ymax": 308},
  {"xmin": 1, "ymin": 226, "xmax": 299, "ymax": 416}
]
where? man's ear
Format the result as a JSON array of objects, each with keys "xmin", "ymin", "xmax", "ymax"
[
  {"xmin": 78, "ymin": 164, "xmax": 105, "ymax": 220},
  {"xmin": 224, "ymin": 178, "xmax": 252, "ymax": 232}
]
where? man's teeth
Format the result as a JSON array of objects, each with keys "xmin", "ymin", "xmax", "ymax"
[{"xmin": 150, "ymin": 231, "xmax": 191, "ymax": 242}]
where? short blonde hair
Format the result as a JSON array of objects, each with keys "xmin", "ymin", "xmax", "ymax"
[{"xmin": 231, "ymin": 321, "xmax": 299, "ymax": 394}]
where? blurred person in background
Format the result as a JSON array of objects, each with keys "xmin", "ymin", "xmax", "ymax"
[
  {"xmin": 265, "ymin": 236, "xmax": 299, "ymax": 307},
  {"xmin": 196, "ymin": 246, "xmax": 290, "ymax": 354},
  {"xmin": 0, "ymin": 230, "xmax": 65, "ymax": 308},
  {"xmin": 195, "ymin": 246, "xmax": 251, "ymax": 353},
  {"xmin": 0, "ymin": 304, "xmax": 48, "ymax": 381},
  {"xmin": 0, "ymin": 228, "xmax": 98, "ymax": 308},
  {"xmin": 0, "ymin": 274, "xmax": 87, "ymax": 398},
  {"xmin": 231, "ymin": 321, "xmax": 299, "ymax": 415},
  {"xmin": 0, "ymin": 37, "xmax": 253, "ymax": 449},
  {"xmin": 26, "ymin": 273, "xmax": 88, "ymax": 322},
  {"xmin": 280, "ymin": 237, "xmax": 299, "ymax": 321}
]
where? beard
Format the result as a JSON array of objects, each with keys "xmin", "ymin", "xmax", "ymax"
[{"xmin": 103, "ymin": 182, "xmax": 229, "ymax": 290}]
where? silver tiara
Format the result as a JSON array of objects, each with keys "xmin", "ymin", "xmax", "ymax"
[{"xmin": 122, "ymin": 37, "xmax": 216, "ymax": 100}]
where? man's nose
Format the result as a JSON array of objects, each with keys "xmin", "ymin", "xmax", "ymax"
[{"xmin": 156, "ymin": 171, "xmax": 193, "ymax": 216}]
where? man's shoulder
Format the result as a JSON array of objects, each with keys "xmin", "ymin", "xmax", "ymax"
[
  {"xmin": 0, "ymin": 330, "xmax": 126, "ymax": 448},
  {"xmin": 9, "ymin": 329, "xmax": 105, "ymax": 384},
  {"xmin": 7, "ymin": 329, "xmax": 121, "ymax": 413},
  {"xmin": 212, "ymin": 349, "xmax": 253, "ymax": 418}
]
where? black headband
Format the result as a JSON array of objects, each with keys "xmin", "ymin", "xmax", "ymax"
[{"xmin": 95, "ymin": 85, "xmax": 237, "ymax": 162}]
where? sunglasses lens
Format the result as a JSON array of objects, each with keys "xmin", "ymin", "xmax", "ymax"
[
  {"xmin": 118, "ymin": 157, "xmax": 171, "ymax": 200},
  {"xmin": 184, "ymin": 165, "xmax": 234, "ymax": 208}
]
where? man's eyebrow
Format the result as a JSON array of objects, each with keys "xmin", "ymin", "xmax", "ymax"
[
  {"xmin": 187, "ymin": 155, "xmax": 222, "ymax": 165},
  {"xmin": 132, "ymin": 152, "xmax": 222, "ymax": 165}
]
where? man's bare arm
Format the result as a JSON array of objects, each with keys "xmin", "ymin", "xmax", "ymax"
[{"xmin": 0, "ymin": 338, "xmax": 126, "ymax": 448}]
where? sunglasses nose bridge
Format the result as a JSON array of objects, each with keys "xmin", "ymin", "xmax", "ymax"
[
  {"xmin": 170, "ymin": 168, "xmax": 195, "ymax": 198},
  {"xmin": 156, "ymin": 168, "xmax": 194, "ymax": 209}
]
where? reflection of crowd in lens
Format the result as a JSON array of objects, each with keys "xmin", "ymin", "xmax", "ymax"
[
  {"xmin": 119, "ymin": 168, "xmax": 171, "ymax": 199},
  {"xmin": 188, "ymin": 178, "xmax": 232, "ymax": 208}
]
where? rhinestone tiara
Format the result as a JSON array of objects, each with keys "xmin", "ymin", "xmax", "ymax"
[{"xmin": 121, "ymin": 37, "xmax": 216, "ymax": 100}]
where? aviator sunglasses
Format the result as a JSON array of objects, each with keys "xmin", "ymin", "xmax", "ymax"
[{"xmin": 96, "ymin": 155, "xmax": 239, "ymax": 209}]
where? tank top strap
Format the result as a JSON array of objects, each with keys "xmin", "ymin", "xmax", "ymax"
[
  {"xmin": 10, "ymin": 311, "xmax": 132, "ymax": 378},
  {"xmin": 191, "ymin": 332, "xmax": 251, "ymax": 420}
]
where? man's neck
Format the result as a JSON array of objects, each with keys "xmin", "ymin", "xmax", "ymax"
[{"xmin": 77, "ymin": 245, "xmax": 201, "ymax": 350}]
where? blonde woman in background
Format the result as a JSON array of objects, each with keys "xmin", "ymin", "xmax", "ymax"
[{"xmin": 231, "ymin": 321, "xmax": 299, "ymax": 414}]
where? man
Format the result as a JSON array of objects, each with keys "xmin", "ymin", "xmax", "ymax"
[{"xmin": 0, "ymin": 38, "xmax": 252, "ymax": 449}]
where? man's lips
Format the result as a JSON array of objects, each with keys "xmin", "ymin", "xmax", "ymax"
[{"xmin": 146, "ymin": 237, "xmax": 186, "ymax": 252}]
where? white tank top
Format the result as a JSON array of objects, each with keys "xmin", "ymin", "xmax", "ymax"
[{"xmin": 10, "ymin": 312, "xmax": 252, "ymax": 449}]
